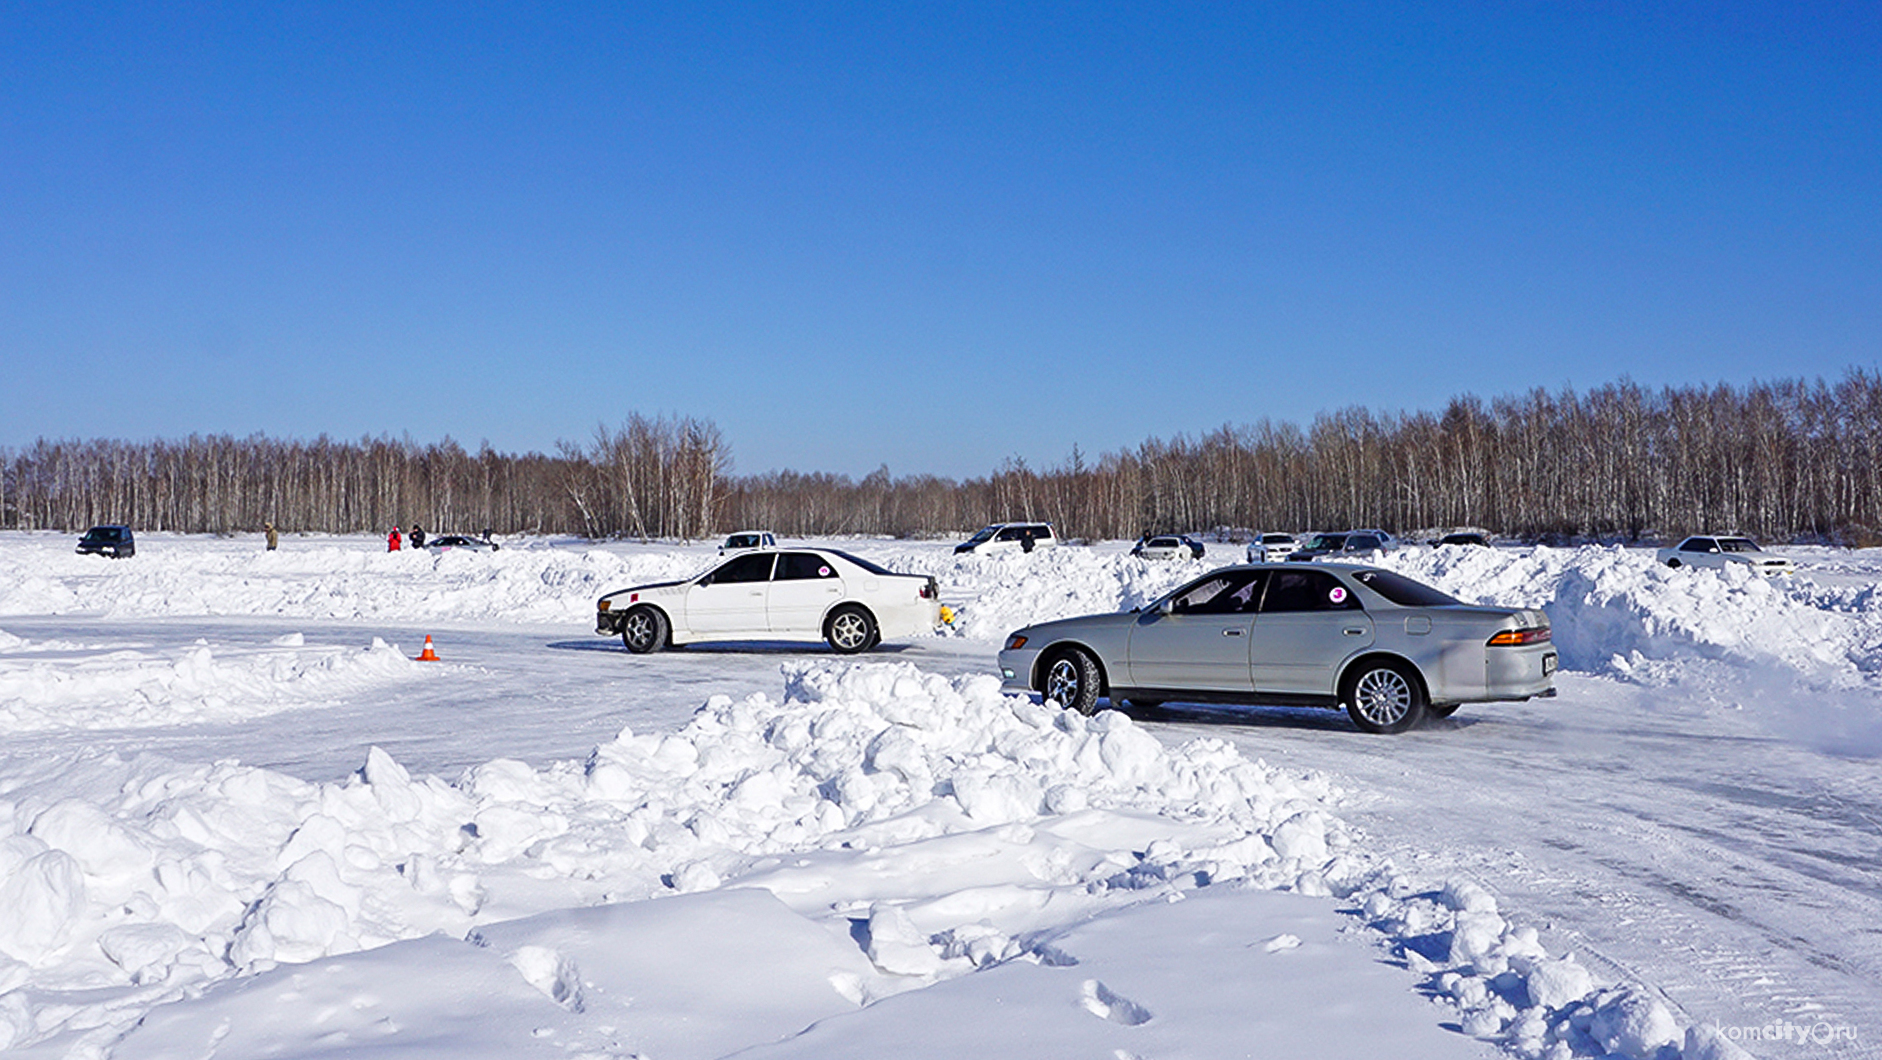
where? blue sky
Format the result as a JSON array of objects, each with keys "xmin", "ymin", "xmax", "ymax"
[{"xmin": 2, "ymin": 3, "xmax": 1877, "ymax": 479}]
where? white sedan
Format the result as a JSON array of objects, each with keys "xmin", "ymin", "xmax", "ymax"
[
  {"xmin": 1655, "ymin": 535, "xmax": 1794, "ymax": 574},
  {"xmin": 596, "ymin": 548, "xmax": 943, "ymax": 654},
  {"xmin": 1245, "ymin": 532, "xmax": 1299, "ymax": 563}
]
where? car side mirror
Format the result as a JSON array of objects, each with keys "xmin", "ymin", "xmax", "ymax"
[{"xmin": 1160, "ymin": 599, "xmax": 1177, "ymax": 615}]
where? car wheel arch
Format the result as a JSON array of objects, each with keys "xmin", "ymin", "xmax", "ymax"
[
  {"xmin": 1336, "ymin": 651, "xmax": 1429, "ymax": 702},
  {"xmin": 824, "ymin": 604, "xmax": 879, "ymax": 654},
  {"xmin": 620, "ymin": 604, "xmax": 673, "ymax": 653},
  {"xmin": 1031, "ymin": 641, "xmax": 1111, "ymax": 697}
]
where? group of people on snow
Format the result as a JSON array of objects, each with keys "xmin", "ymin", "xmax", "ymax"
[{"xmin": 253, "ymin": 523, "xmax": 494, "ymax": 551}]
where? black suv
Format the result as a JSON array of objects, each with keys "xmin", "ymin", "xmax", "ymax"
[{"xmin": 76, "ymin": 524, "xmax": 136, "ymax": 559}]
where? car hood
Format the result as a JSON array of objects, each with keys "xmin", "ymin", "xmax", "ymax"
[
  {"xmin": 1011, "ymin": 609, "xmax": 1139, "ymax": 640},
  {"xmin": 599, "ymin": 579, "xmax": 689, "ymax": 602}
]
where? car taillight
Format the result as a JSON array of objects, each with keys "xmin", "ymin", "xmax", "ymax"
[
  {"xmin": 1004, "ymin": 634, "xmax": 1028, "ymax": 651},
  {"xmin": 1487, "ymin": 627, "xmax": 1551, "ymax": 647}
]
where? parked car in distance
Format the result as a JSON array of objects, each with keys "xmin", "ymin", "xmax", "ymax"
[
  {"xmin": 1437, "ymin": 532, "xmax": 1490, "ymax": 547},
  {"xmin": 1132, "ymin": 534, "xmax": 1206, "ymax": 560},
  {"xmin": 1287, "ymin": 530, "xmax": 1394, "ymax": 561},
  {"xmin": 954, "ymin": 522, "xmax": 1058, "ymax": 555},
  {"xmin": 1245, "ymin": 532, "xmax": 1300, "ymax": 563},
  {"xmin": 597, "ymin": 547, "xmax": 942, "ymax": 655},
  {"xmin": 998, "ymin": 563, "xmax": 1556, "ymax": 733},
  {"xmin": 1655, "ymin": 535, "xmax": 1794, "ymax": 574},
  {"xmin": 76, "ymin": 524, "xmax": 135, "ymax": 559},
  {"xmin": 719, "ymin": 530, "xmax": 777, "ymax": 555},
  {"xmin": 426, "ymin": 534, "xmax": 499, "ymax": 553}
]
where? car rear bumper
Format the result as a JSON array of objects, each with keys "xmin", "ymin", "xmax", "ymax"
[{"xmin": 1480, "ymin": 645, "xmax": 1557, "ymax": 701}]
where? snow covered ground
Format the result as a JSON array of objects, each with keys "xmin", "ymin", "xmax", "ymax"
[{"xmin": 0, "ymin": 531, "xmax": 1878, "ymax": 1059}]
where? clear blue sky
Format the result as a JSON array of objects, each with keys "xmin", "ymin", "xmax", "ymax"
[{"xmin": 3, "ymin": 3, "xmax": 1877, "ymax": 479}]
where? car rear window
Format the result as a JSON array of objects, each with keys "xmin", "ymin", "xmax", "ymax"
[
  {"xmin": 826, "ymin": 550, "xmax": 894, "ymax": 576},
  {"xmin": 1351, "ymin": 569, "xmax": 1461, "ymax": 607}
]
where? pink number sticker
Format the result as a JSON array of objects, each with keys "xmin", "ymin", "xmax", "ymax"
[
  {"xmin": 819, "ymin": 566, "xmax": 831, "ymax": 577},
  {"xmin": 1328, "ymin": 586, "xmax": 1348, "ymax": 604}
]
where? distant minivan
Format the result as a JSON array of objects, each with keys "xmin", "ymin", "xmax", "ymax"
[
  {"xmin": 76, "ymin": 524, "xmax": 136, "ymax": 559},
  {"xmin": 954, "ymin": 522, "xmax": 1058, "ymax": 555}
]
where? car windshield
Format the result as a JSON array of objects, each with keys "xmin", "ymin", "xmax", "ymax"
[
  {"xmin": 1719, "ymin": 538, "xmax": 1762, "ymax": 553},
  {"xmin": 1351, "ymin": 569, "xmax": 1462, "ymax": 607},
  {"xmin": 963, "ymin": 527, "xmax": 997, "ymax": 545},
  {"xmin": 1262, "ymin": 534, "xmax": 1292, "ymax": 545},
  {"xmin": 826, "ymin": 549, "xmax": 895, "ymax": 576},
  {"xmin": 1305, "ymin": 534, "xmax": 1347, "ymax": 550}
]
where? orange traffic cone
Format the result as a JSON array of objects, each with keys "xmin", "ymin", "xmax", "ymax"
[{"xmin": 417, "ymin": 635, "xmax": 440, "ymax": 662}]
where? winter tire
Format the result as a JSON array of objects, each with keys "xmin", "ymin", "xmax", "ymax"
[
  {"xmin": 1342, "ymin": 660, "xmax": 1427, "ymax": 734},
  {"xmin": 826, "ymin": 606, "xmax": 876, "ymax": 654},
  {"xmin": 1043, "ymin": 648, "xmax": 1103, "ymax": 716},
  {"xmin": 621, "ymin": 607, "xmax": 667, "ymax": 654},
  {"xmin": 1666, "ymin": 558, "xmax": 1681, "ymax": 568}
]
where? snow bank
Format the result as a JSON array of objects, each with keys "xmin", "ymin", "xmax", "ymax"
[
  {"xmin": 0, "ymin": 633, "xmax": 428, "ymax": 732},
  {"xmin": 1375, "ymin": 545, "xmax": 1882, "ymax": 680},
  {"xmin": 0, "ymin": 532, "xmax": 703, "ymax": 626},
  {"xmin": 1, "ymin": 660, "xmax": 1702, "ymax": 1058},
  {"xmin": 0, "ymin": 661, "xmax": 1347, "ymax": 1050}
]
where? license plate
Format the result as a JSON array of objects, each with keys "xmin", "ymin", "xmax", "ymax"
[{"xmin": 1543, "ymin": 653, "xmax": 1558, "ymax": 676}]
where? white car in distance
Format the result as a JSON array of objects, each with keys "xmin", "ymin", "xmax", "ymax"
[
  {"xmin": 1245, "ymin": 533, "xmax": 1299, "ymax": 563},
  {"xmin": 1656, "ymin": 535, "xmax": 1794, "ymax": 574},
  {"xmin": 597, "ymin": 547, "xmax": 942, "ymax": 654},
  {"xmin": 954, "ymin": 523, "xmax": 1058, "ymax": 555},
  {"xmin": 719, "ymin": 530, "xmax": 777, "ymax": 554}
]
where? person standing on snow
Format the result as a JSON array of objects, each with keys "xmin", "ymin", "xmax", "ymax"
[
  {"xmin": 410, "ymin": 524, "xmax": 426, "ymax": 549},
  {"xmin": 388, "ymin": 526, "xmax": 402, "ymax": 551},
  {"xmin": 265, "ymin": 522, "xmax": 279, "ymax": 551}
]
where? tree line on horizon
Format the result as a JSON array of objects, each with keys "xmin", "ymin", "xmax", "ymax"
[{"xmin": 5, "ymin": 373, "xmax": 1881, "ymax": 546}]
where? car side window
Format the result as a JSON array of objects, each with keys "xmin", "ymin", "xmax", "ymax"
[
  {"xmin": 775, "ymin": 552, "xmax": 837, "ymax": 580},
  {"xmin": 1260, "ymin": 569, "xmax": 1362, "ymax": 612},
  {"xmin": 706, "ymin": 553, "xmax": 775, "ymax": 584},
  {"xmin": 1680, "ymin": 538, "xmax": 1712, "ymax": 553},
  {"xmin": 997, "ymin": 527, "xmax": 1024, "ymax": 541},
  {"xmin": 1347, "ymin": 534, "xmax": 1381, "ymax": 550},
  {"xmin": 1170, "ymin": 570, "xmax": 1265, "ymax": 615}
]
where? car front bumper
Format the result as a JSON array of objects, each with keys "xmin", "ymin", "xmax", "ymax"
[{"xmin": 997, "ymin": 645, "xmax": 1044, "ymax": 696}]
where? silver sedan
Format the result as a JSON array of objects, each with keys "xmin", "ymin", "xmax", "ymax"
[{"xmin": 997, "ymin": 564, "xmax": 1556, "ymax": 733}]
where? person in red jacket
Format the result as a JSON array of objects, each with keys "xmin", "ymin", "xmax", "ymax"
[{"xmin": 388, "ymin": 526, "xmax": 402, "ymax": 551}]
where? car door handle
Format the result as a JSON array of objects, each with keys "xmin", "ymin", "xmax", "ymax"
[
  {"xmin": 1343, "ymin": 627, "xmax": 1366, "ymax": 636},
  {"xmin": 1222, "ymin": 628, "xmax": 1245, "ymax": 637}
]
